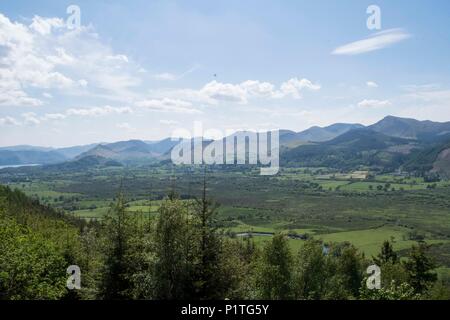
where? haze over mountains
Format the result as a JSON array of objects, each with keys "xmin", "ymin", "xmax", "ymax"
[{"xmin": 2, "ymin": 116, "xmax": 450, "ymax": 177}]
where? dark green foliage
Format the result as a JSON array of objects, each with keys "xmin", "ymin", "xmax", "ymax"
[
  {"xmin": 255, "ymin": 234, "xmax": 294, "ymax": 299},
  {"xmin": 0, "ymin": 185, "xmax": 83, "ymax": 300},
  {"xmin": 98, "ymin": 192, "xmax": 143, "ymax": 299},
  {"xmin": 191, "ymin": 176, "xmax": 230, "ymax": 299},
  {"xmin": 294, "ymin": 240, "xmax": 328, "ymax": 299},
  {"xmin": 403, "ymin": 243, "xmax": 438, "ymax": 294},
  {"xmin": 373, "ymin": 240, "xmax": 398, "ymax": 265},
  {"xmin": 152, "ymin": 196, "xmax": 195, "ymax": 299},
  {"xmin": 0, "ymin": 213, "xmax": 68, "ymax": 299},
  {"xmin": 0, "ymin": 184, "xmax": 447, "ymax": 300},
  {"xmin": 282, "ymin": 129, "xmax": 410, "ymax": 170}
]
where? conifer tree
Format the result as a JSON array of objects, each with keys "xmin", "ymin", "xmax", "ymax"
[
  {"xmin": 99, "ymin": 191, "xmax": 139, "ymax": 299},
  {"xmin": 403, "ymin": 242, "xmax": 437, "ymax": 294},
  {"xmin": 191, "ymin": 172, "xmax": 228, "ymax": 299}
]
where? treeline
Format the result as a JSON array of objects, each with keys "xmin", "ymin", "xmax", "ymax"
[
  {"xmin": 0, "ymin": 185, "xmax": 91, "ymax": 299},
  {"xmin": 1, "ymin": 184, "xmax": 449, "ymax": 300}
]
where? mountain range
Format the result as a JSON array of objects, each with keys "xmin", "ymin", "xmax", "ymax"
[{"xmin": 1, "ymin": 116, "xmax": 450, "ymax": 177}]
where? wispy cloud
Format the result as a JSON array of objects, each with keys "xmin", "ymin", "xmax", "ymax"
[
  {"xmin": 153, "ymin": 64, "xmax": 200, "ymax": 81},
  {"xmin": 0, "ymin": 116, "xmax": 21, "ymax": 126},
  {"xmin": 159, "ymin": 119, "xmax": 180, "ymax": 125},
  {"xmin": 332, "ymin": 29, "xmax": 411, "ymax": 56},
  {"xmin": 66, "ymin": 106, "xmax": 133, "ymax": 117},
  {"xmin": 116, "ymin": 122, "xmax": 136, "ymax": 132},
  {"xmin": 358, "ymin": 99, "xmax": 392, "ymax": 108},
  {"xmin": 366, "ymin": 81, "xmax": 378, "ymax": 88},
  {"xmin": 135, "ymin": 98, "xmax": 201, "ymax": 114}
]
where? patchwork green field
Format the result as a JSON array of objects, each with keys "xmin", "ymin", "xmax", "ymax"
[{"xmin": 2, "ymin": 165, "xmax": 449, "ymax": 278}]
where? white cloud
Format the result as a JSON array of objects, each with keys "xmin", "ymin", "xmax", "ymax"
[
  {"xmin": 366, "ymin": 81, "xmax": 378, "ymax": 88},
  {"xmin": 178, "ymin": 78, "xmax": 321, "ymax": 105},
  {"xmin": 136, "ymin": 98, "xmax": 201, "ymax": 114},
  {"xmin": 241, "ymin": 80, "xmax": 277, "ymax": 98},
  {"xmin": 200, "ymin": 80, "xmax": 248, "ymax": 103},
  {"xmin": 278, "ymin": 78, "xmax": 321, "ymax": 99},
  {"xmin": 116, "ymin": 122, "xmax": 136, "ymax": 132},
  {"xmin": 152, "ymin": 65, "xmax": 200, "ymax": 81},
  {"xmin": 0, "ymin": 12, "xmax": 144, "ymax": 107},
  {"xmin": 1, "ymin": 105, "xmax": 134, "ymax": 127},
  {"xmin": 106, "ymin": 54, "xmax": 129, "ymax": 63},
  {"xmin": 0, "ymin": 116, "xmax": 21, "ymax": 126},
  {"xmin": 78, "ymin": 79, "xmax": 88, "ymax": 87},
  {"xmin": 358, "ymin": 99, "xmax": 392, "ymax": 108},
  {"xmin": 41, "ymin": 113, "xmax": 66, "ymax": 121},
  {"xmin": 401, "ymin": 84, "xmax": 450, "ymax": 104},
  {"xmin": 66, "ymin": 105, "xmax": 133, "ymax": 117},
  {"xmin": 332, "ymin": 29, "xmax": 411, "ymax": 55},
  {"xmin": 153, "ymin": 72, "xmax": 179, "ymax": 81},
  {"xmin": 0, "ymin": 76, "xmax": 43, "ymax": 106},
  {"xmin": 401, "ymin": 84, "xmax": 441, "ymax": 92},
  {"xmin": 159, "ymin": 119, "xmax": 179, "ymax": 125},
  {"xmin": 47, "ymin": 47, "xmax": 75, "ymax": 65},
  {"xmin": 22, "ymin": 112, "xmax": 41, "ymax": 126},
  {"xmin": 29, "ymin": 16, "xmax": 64, "ymax": 35}
]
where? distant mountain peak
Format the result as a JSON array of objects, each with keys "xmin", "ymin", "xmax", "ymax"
[{"xmin": 370, "ymin": 116, "xmax": 450, "ymax": 140}]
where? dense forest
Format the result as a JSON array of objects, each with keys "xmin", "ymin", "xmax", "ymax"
[{"xmin": 0, "ymin": 183, "xmax": 449, "ymax": 300}]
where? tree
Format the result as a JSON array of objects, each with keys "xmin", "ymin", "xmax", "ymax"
[
  {"xmin": 325, "ymin": 243, "xmax": 366, "ymax": 299},
  {"xmin": 295, "ymin": 240, "xmax": 328, "ymax": 299},
  {"xmin": 403, "ymin": 242, "xmax": 437, "ymax": 294},
  {"xmin": 98, "ymin": 192, "xmax": 140, "ymax": 299},
  {"xmin": 360, "ymin": 282, "xmax": 420, "ymax": 300},
  {"xmin": 372, "ymin": 240, "xmax": 408, "ymax": 290},
  {"xmin": 374, "ymin": 240, "xmax": 398, "ymax": 265},
  {"xmin": 152, "ymin": 195, "xmax": 195, "ymax": 299},
  {"xmin": 0, "ymin": 187, "xmax": 84, "ymax": 300},
  {"xmin": 75, "ymin": 226, "xmax": 103, "ymax": 299},
  {"xmin": 255, "ymin": 233, "xmax": 294, "ymax": 299},
  {"xmin": 0, "ymin": 204, "xmax": 68, "ymax": 300},
  {"xmin": 191, "ymin": 174, "xmax": 230, "ymax": 299}
]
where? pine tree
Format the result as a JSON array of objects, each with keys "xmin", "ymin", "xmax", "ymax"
[
  {"xmin": 98, "ymin": 191, "xmax": 139, "ymax": 299},
  {"xmin": 373, "ymin": 240, "xmax": 398, "ymax": 265},
  {"xmin": 191, "ymin": 171, "xmax": 230, "ymax": 299},
  {"xmin": 403, "ymin": 242, "xmax": 437, "ymax": 294}
]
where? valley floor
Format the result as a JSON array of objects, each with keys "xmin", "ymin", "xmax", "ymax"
[{"xmin": 2, "ymin": 165, "xmax": 450, "ymax": 284}]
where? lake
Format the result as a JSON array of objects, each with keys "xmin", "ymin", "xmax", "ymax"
[{"xmin": 0, "ymin": 164, "xmax": 41, "ymax": 170}]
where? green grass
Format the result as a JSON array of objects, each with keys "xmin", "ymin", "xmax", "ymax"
[
  {"xmin": 72, "ymin": 207, "xmax": 110, "ymax": 219},
  {"xmin": 316, "ymin": 226, "xmax": 450, "ymax": 257},
  {"xmin": 436, "ymin": 267, "xmax": 450, "ymax": 282},
  {"xmin": 3, "ymin": 166, "xmax": 450, "ymax": 265}
]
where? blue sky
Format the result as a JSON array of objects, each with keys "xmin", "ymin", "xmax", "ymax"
[{"xmin": 1, "ymin": 0, "xmax": 450, "ymax": 147}]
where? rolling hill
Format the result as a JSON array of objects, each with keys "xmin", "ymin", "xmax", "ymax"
[
  {"xmin": 295, "ymin": 123, "xmax": 365, "ymax": 142},
  {"xmin": 281, "ymin": 128, "xmax": 415, "ymax": 170},
  {"xmin": 370, "ymin": 116, "xmax": 450, "ymax": 141},
  {"xmin": 2, "ymin": 116, "xmax": 450, "ymax": 175},
  {"xmin": 0, "ymin": 150, "xmax": 67, "ymax": 166},
  {"xmin": 76, "ymin": 139, "xmax": 179, "ymax": 163},
  {"xmin": 404, "ymin": 139, "xmax": 450, "ymax": 177}
]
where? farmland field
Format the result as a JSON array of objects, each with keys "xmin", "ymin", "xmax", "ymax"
[{"xmin": 2, "ymin": 165, "xmax": 450, "ymax": 277}]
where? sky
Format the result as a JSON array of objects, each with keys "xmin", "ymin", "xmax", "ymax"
[{"xmin": 0, "ymin": 0, "xmax": 450, "ymax": 147}]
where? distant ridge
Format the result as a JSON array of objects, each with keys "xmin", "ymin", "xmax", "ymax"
[
  {"xmin": 369, "ymin": 115, "xmax": 450, "ymax": 141},
  {"xmin": 2, "ymin": 116, "xmax": 450, "ymax": 174}
]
